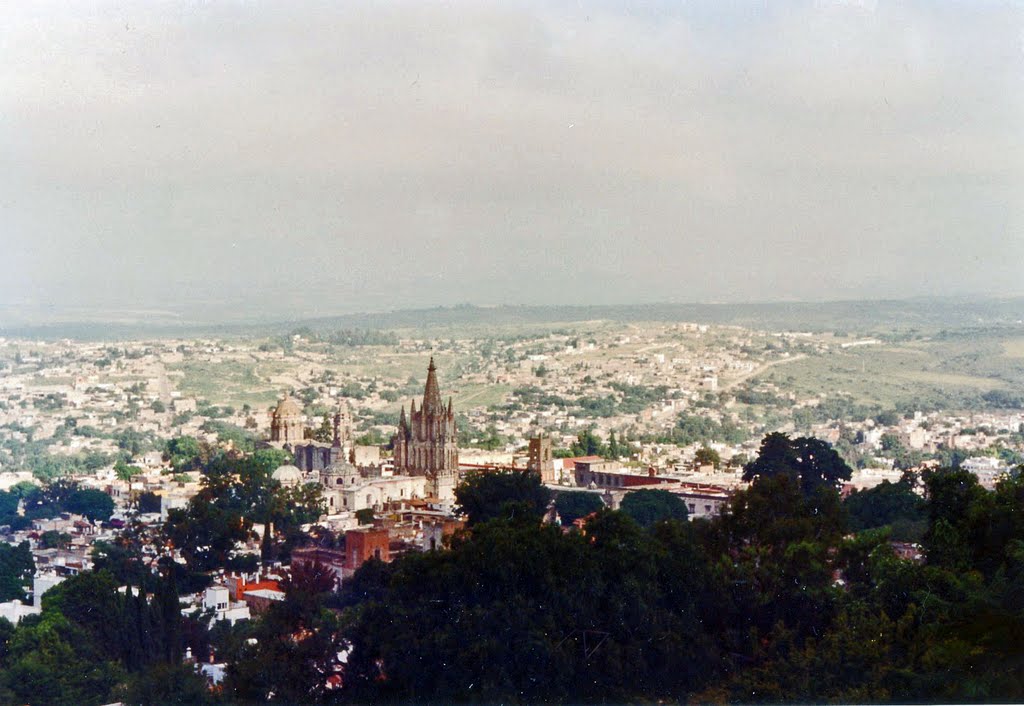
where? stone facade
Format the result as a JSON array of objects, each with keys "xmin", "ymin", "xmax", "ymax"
[
  {"xmin": 528, "ymin": 435, "xmax": 556, "ymax": 484},
  {"xmin": 269, "ymin": 397, "xmax": 304, "ymax": 444},
  {"xmin": 292, "ymin": 406, "xmax": 353, "ymax": 472},
  {"xmin": 267, "ymin": 359, "xmax": 460, "ymax": 516},
  {"xmin": 393, "ymin": 358, "xmax": 459, "ymax": 503}
]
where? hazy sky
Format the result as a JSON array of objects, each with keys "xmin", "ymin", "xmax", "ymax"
[{"xmin": 2, "ymin": 1, "xmax": 1022, "ymax": 323}]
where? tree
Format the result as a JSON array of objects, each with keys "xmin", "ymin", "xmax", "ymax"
[
  {"xmin": 225, "ymin": 559, "xmax": 342, "ymax": 704},
  {"xmin": 114, "ymin": 458, "xmax": 142, "ymax": 482},
  {"xmin": 138, "ymin": 491, "xmax": 162, "ymax": 514},
  {"xmin": 695, "ymin": 446, "xmax": 721, "ymax": 469},
  {"xmin": 619, "ymin": 489, "xmax": 688, "ymax": 528},
  {"xmin": 64, "ymin": 489, "xmax": 114, "ymax": 522},
  {"xmin": 569, "ymin": 427, "xmax": 606, "ymax": 457},
  {"xmin": 554, "ymin": 491, "xmax": 605, "ymax": 526},
  {"xmin": 311, "ymin": 414, "xmax": 333, "ymax": 443},
  {"xmin": 845, "ymin": 477, "xmax": 926, "ymax": 541},
  {"xmin": 164, "ymin": 436, "xmax": 204, "ymax": 471},
  {"xmin": 0, "ymin": 542, "xmax": 33, "ymax": 602},
  {"xmin": 165, "ymin": 501, "xmax": 251, "ymax": 573},
  {"xmin": 743, "ymin": 432, "xmax": 852, "ymax": 496},
  {"xmin": 39, "ymin": 530, "xmax": 72, "ymax": 549},
  {"xmin": 123, "ymin": 663, "xmax": 212, "ymax": 705},
  {"xmin": 455, "ymin": 469, "xmax": 552, "ymax": 526},
  {"xmin": 0, "ymin": 491, "xmax": 19, "ymax": 524},
  {"xmin": 608, "ymin": 430, "xmax": 621, "ymax": 459}
]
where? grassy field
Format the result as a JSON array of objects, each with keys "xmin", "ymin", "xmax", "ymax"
[
  {"xmin": 169, "ymin": 360, "xmax": 281, "ymax": 407},
  {"xmin": 755, "ymin": 338, "xmax": 1015, "ymax": 411},
  {"xmin": 449, "ymin": 383, "xmax": 513, "ymax": 410}
]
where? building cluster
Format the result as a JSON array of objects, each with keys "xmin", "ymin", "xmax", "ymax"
[{"xmin": 266, "ymin": 358, "xmax": 460, "ymax": 512}]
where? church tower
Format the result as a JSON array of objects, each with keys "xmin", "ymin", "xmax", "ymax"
[
  {"xmin": 270, "ymin": 396, "xmax": 304, "ymax": 444},
  {"xmin": 393, "ymin": 358, "xmax": 459, "ymax": 502}
]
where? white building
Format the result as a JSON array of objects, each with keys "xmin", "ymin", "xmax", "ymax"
[{"xmin": 202, "ymin": 585, "xmax": 250, "ymax": 624}]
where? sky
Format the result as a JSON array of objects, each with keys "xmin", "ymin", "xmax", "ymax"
[{"xmin": 1, "ymin": 0, "xmax": 1022, "ymax": 323}]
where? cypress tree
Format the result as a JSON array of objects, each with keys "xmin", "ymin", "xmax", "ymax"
[
  {"xmin": 158, "ymin": 575, "xmax": 182, "ymax": 663},
  {"xmin": 137, "ymin": 586, "xmax": 154, "ymax": 666},
  {"xmin": 122, "ymin": 583, "xmax": 142, "ymax": 671}
]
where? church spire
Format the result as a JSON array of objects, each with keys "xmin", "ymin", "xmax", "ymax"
[{"xmin": 422, "ymin": 356, "xmax": 443, "ymax": 415}]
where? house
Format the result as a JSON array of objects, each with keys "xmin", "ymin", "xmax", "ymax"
[{"xmin": 202, "ymin": 585, "xmax": 250, "ymax": 624}]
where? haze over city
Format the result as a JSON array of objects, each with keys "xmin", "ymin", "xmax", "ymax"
[
  {"xmin": 5, "ymin": 4, "xmax": 1024, "ymax": 702},
  {"xmin": 2, "ymin": 0, "xmax": 1022, "ymax": 324}
]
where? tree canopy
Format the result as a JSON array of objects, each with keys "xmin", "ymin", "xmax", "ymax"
[
  {"xmin": 743, "ymin": 431, "xmax": 853, "ymax": 496},
  {"xmin": 454, "ymin": 469, "xmax": 552, "ymax": 525},
  {"xmin": 619, "ymin": 488, "xmax": 689, "ymax": 527},
  {"xmin": 64, "ymin": 488, "xmax": 115, "ymax": 522},
  {"xmin": 554, "ymin": 490, "xmax": 605, "ymax": 526}
]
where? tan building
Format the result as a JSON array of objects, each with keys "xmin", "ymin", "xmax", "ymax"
[{"xmin": 269, "ymin": 397, "xmax": 304, "ymax": 444}]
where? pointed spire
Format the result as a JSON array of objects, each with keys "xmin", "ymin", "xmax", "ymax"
[
  {"xmin": 422, "ymin": 357, "xmax": 443, "ymax": 415},
  {"xmin": 398, "ymin": 405, "xmax": 408, "ymax": 431},
  {"xmin": 332, "ymin": 409, "xmax": 342, "ymax": 447}
]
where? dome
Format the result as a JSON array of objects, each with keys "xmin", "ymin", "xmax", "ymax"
[
  {"xmin": 324, "ymin": 459, "xmax": 359, "ymax": 476},
  {"xmin": 322, "ymin": 459, "xmax": 361, "ymax": 487},
  {"xmin": 272, "ymin": 464, "xmax": 304, "ymax": 487},
  {"xmin": 274, "ymin": 397, "xmax": 302, "ymax": 418}
]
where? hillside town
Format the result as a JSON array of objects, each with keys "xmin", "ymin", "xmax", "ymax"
[{"xmin": 0, "ymin": 323, "xmax": 1021, "ymax": 700}]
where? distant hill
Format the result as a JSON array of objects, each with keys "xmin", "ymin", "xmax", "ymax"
[{"xmin": 2, "ymin": 297, "xmax": 1022, "ymax": 340}]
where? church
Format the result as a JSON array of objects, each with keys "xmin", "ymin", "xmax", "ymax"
[
  {"xmin": 392, "ymin": 356, "xmax": 459, "ymax": 502},
  {"xmin": 269, "ymin": 358, "xmax": 460, "ymax": 514}
]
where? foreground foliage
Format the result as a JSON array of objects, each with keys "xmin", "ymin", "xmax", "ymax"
[{"xmin": 1, "ymin": 437, "xmax": 1023, "ymax": 704}]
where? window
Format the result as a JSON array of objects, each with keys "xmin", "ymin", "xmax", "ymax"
[{"xmin": 688, "ymin": 504, "xmax": 695, "ymax": 513}]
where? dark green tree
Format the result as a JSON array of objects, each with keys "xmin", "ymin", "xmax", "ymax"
[
  {"xmin": 554, "ymin": 491, "xmax": 605, "ymax": 525},
  {"xmin": 569, "ymin": 427, "xmax": 606, "ymax": 457},
  {"xmin": 619, "ymin": 489, "xmax": 689, "ymax": 528},
  {"xmin": 64, "ymin": 488, "xmax": 115, "ymax": 522},
  {"xmin": 695, "ymin": 445, "xmax": 721, "ymax": 468},
  {"xmin": 845, "ymin": 476, "xmax": 926, "ymax": 540},
  {"xmin": 743, "ymin": 432, "xmax": 853, "ymax": 496},
  {"xmin": 455, "ymin": 469, "xmax": 552, "ymax": 525},
  {"xmin": 0, "ymin": 542, "xmax": 33, "ymax": 602}
]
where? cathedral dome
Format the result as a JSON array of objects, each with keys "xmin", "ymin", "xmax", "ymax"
[
  {"xmin": 270, "ymin": 395, "xmax": 305, "ymax": 444},
  {"xmin": 274, "ymin": 397, "xmax": 302, "ymax": 418},
  {"xmin": 272, "ymin": 464, "xmax": 304, "ymax": 487}
]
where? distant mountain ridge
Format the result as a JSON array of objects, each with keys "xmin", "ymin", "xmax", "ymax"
[{"xmin": 2, "ymin": 297, "xmax": 1022, "ymax": 340}]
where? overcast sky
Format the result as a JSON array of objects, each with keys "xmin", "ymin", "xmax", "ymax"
[{"xmin": 2, "ymin": 1, "xmax": 1022, "ymax": 323}]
